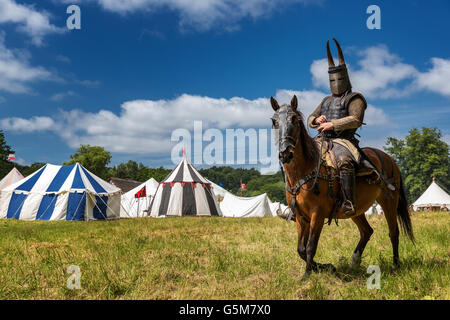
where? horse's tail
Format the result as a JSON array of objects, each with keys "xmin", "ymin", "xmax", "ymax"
[{"xmin": 397, "ymin": 175, "xmax": 415, "ymax": 243}]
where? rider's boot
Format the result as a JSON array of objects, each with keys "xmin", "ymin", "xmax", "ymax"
[{"xmin": 340, "ymin": 168, "xmax": 356, "ymax": 217}]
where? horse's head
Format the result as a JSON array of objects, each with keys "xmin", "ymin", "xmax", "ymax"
[{"xmin": 270, "ymin": 95, "xmax": 302, "ymax": 164}]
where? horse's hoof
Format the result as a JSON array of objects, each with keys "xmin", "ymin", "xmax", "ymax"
[
  {"xmin": 391, "ymin": 262, "xmax": 400, "ymax": 271},
  {"xmin": 317, "ymin": 263, "xmax": 336, "ymax": 273},
  {"xmin": 301, "ymin": 271, "xmax": 311, "ymax": 281},
  {"xmin": 351, "ymin": 254, "xmax": 362, "ymax": 269}
]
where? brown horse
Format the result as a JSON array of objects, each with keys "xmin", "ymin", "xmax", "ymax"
[{"xmin": 270, "ymin": 95, "xmax": 414, "ymax": 279}]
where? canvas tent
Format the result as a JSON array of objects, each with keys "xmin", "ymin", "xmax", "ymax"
[
  {"xmin": 0, "ymin": 167, "xmax": 24, "ymax": 190},
  {"xmin": 219, "ymin": 192, "xmax": 274, "ymax": 217},
  {"xmin": 0, "ymin": 163, "xmax": 121, "ymax": 221},
  {"xmin": 120, "ymin": 178, "xmax": 159, "ymax": 218},
  {"xmin": 208, "ymin": 180, "xmax": 277, "ymax": 218},
  {"xmin": 109, "ymin": 177, "xmax": 142, "ymax": 193},
  {"xmin": 268, "ymin": 200, "xmax": 289, "ymax": 217},
  {"xmin": 208, "ymin": 180, "xmax": 228, "ymax": 201},
  {"xmin": 149, "ymin": 156, "xmax": 221, "ymax": 217},
  {"xmin": 365, "ymin": 203, "xmax": 383, "ymax": 215},
  {"xmin": 413, "ymin": 178, "xmax": 450, "ymax": 211}
]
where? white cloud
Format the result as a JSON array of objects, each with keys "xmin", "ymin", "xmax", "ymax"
[
  {"xmin": 0, "ymin": 116, "xmax": 55, "ymax": 132},
  {"xmin": 443, "ymin": 134, "xmax": 450, "ymax": 146},
  {"xmin": 311, "ymin": 44, "xmax": 450, "ymax": 100},
  {"xmin": 311, "ymin": 45, "xmax": 418, "ymax": 99},
  {"xmin": 14, "ymin": 156, "xmax": 28, "ymax": 166},
  {"xmin": 365, "ymin": 104, "xmax": 389, "ymax": 126},
  {"xmin": 0, "ymin": 0, "xmax": 64, "ymax": 45},
  {"xmin": 0, "ymin": 88, "xmax": 389, "ymax": 154},
  {"xmin": 50, "ymin": 90, "xmax": 76, "ymax": 101},
  {"xmin": 56, "ymin": 55, "xmax": 71, "ymax": 64},
  {"xmin": 352, "ymin": 45, "xmax": 418, "ymax": 98},
  {"xmin": 274, "ymin": 89, "xmax": 325, "ymax": 117},
  {"xmin": 1, "ymin": 94, "xmax": 274, "ymax": 154},
  {"xmin": 76, "ymin": 79, "xmax": 101, "ymax": 88},
  {"xmin": 68, "ymin": 0, "xmax": 316, "ymax": 32},
  {"xmin": 0, "ymin": 33, "xmax": 55, "ymax": 93},
  {"xmin": 415, "ymin": 58, "xmax": 450, "ymax": 97}
]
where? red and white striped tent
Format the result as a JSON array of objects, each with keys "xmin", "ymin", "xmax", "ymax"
[{"xmin": 0, "ymin": 167, "xmax": 24, "ymax": 191}]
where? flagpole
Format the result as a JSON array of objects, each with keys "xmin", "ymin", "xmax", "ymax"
[{"xmin": 137, "ymin": 196, "xmax": 140, "ymax": 218}]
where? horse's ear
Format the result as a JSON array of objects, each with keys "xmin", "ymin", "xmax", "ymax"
[
  {"xmin": 291, "ymin": 95, "xmax": 298, "ymax": 109},
  {"xmin": 270, "ymin": 96, "xmax": 280, "ymax": 111}
]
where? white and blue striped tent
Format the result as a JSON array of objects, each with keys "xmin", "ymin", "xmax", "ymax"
[{"xmin": 0, "ymin": 163, "xmax": 121, "ymax": 221}]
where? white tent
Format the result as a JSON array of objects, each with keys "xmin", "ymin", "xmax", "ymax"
[
  {"xmin": 413, "ymin": 178, "xmax": 450, "ymax": 210},
  {"xmin": 268, "ymin": 200, "xmax": 289, "ymax": 217},
  {"xmin": 365, "ymin": 203, "xmax": 383, "ymax": 216},
  {"xmin": 208, "ymin": 180, "xmax": 228, "ymax": 200},
  {"xmin": 0, "ymin": 167, "xmax": 24, "ymax": 190},
  {"xmin": 208, "ymin": 179, "xmax": 279, "ymax": 218},
  {"xmin": 120, "ymin": 178, "xmax": 159, "ymax": 218},
  {"xmin": 218, "ymin": 192, "xmax": 274, "ymax": 218},
  {"xmin": 0, "ymin": 163, "xmax": 121, "ymax": 221},
  {"xmin": 149, "ymin": 156, "xmax": 222, "ymax": 217}
]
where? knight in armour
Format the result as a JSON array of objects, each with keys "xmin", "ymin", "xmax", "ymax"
[{"xmin": 307, "ymin": 39, "xmax": 367, "ymax": 217}]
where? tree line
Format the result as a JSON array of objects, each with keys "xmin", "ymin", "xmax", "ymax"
[{"xmin": 1, "ymin": 127, "xmax": 449, "ymax": 205}]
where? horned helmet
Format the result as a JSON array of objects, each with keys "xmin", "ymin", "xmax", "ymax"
[{"xmin": 327, "ymin": 38, "xmax": 352, "ymax": 96}]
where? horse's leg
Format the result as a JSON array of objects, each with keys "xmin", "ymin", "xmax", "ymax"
[
  {"xmin": 302, "ymin": 213, "xmax": 325, "ymax": 279},
  {"xmin": 296, "ymin": 215, "xmax": 309, "ymax": 263},
  {"xmin": 377, "ymin": 193, "xmax": 400, "ymax": 268},
  {"xmin": 351, "ymin": 214, "xmax": 374, "ymax": 268}
]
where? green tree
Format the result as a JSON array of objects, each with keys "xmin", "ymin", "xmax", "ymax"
[
  {"xmin": 17, "ymin": 162, "xmax": 46, "ymax": 177},
  {"xmin": 108, "ymin": 160, "xmax": 140, "ymax": 180},
  {"xmin": 0, "ymin": 130, "xmax": 14, "ymax": 178},
  {"xmin": 64, "ymin": 145, "xmax": 112, "ymax": 179},
  {"xmin": 108, "ymin": 162, "xmax": 171, "ymax": 182},
  {"xmin": 200, "ymin": 166, "xmax": 285, "ymax": 203},
  {"xmin": 384, "ymin": 127, "xmax": 450, "ymax": 203}
]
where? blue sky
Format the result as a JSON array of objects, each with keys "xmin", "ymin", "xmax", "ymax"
[{"xmin": 0, "ymin": 0, "xmax": 449, "ymax": 169}]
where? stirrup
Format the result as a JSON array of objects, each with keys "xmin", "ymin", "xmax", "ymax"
[{"xmin": 342, "ymin": 200, "xmax": 356, "ymax": 217}]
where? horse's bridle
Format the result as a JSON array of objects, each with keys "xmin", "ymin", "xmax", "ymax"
[{"xmin": 271, "ymin": 107, "xmax": 301, "ymax": 156}]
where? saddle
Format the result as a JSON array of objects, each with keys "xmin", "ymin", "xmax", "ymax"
[{"xmin": 317, "ymin": 139, "xmax": 378, "ymax": 177}]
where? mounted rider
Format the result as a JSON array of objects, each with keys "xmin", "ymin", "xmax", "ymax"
[{"xmin": 307, "ymin": 38, "xmax": 367, "ymax": 217}]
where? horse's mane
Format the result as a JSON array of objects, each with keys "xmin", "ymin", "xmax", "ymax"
[{"xmin": 296, "ymin": 110, "xmax": 319, "ymax": 164}]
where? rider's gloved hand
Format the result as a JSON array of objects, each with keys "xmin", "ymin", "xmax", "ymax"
[{"xmin": 314, "ymin": 115, "xmax": 327, "ymax": 124}]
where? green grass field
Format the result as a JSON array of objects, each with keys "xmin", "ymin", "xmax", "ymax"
[{"xmin": 0, "ymin": 211, "xmax": 448, "ymax": 300}]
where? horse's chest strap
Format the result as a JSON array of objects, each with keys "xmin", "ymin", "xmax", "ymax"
[
  {"xmin": 285, "ymin": 172, "xmax": 316, "ymax": 223},
  {"xmin": 284, "ymin": 164, "xmax": 338, "ymax": 223}
]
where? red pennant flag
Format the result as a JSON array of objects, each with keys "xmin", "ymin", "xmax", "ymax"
[
  {"xmin": 241, "ymin": 183, "xmax": 246, "ymax": 191},
  {"xmin": 7, "ymin": 154, "xmax": 15, "ymax": 161},
  {"xmin": 135, "ymin": 186, "xmax": 146, "ymax": 198}
]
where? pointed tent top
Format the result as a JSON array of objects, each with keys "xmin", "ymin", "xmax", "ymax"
[
  {"xmin": 0, "ymin": 167, "xmax": 25, "ymax": 190},
  {"xmin": 413, "ymin": 178, "xmax": 450, "ymax": 207},
  {"xmin": 163, "ymin": 156, "xmax": 209, "ymax": 184},
  {"xmin": 1, "ymin": 163, "xmax": 120, "ymax": 195},
  {"xmin": 124, "ymin": 177, "xmax": 159, "ymax": 198}
]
